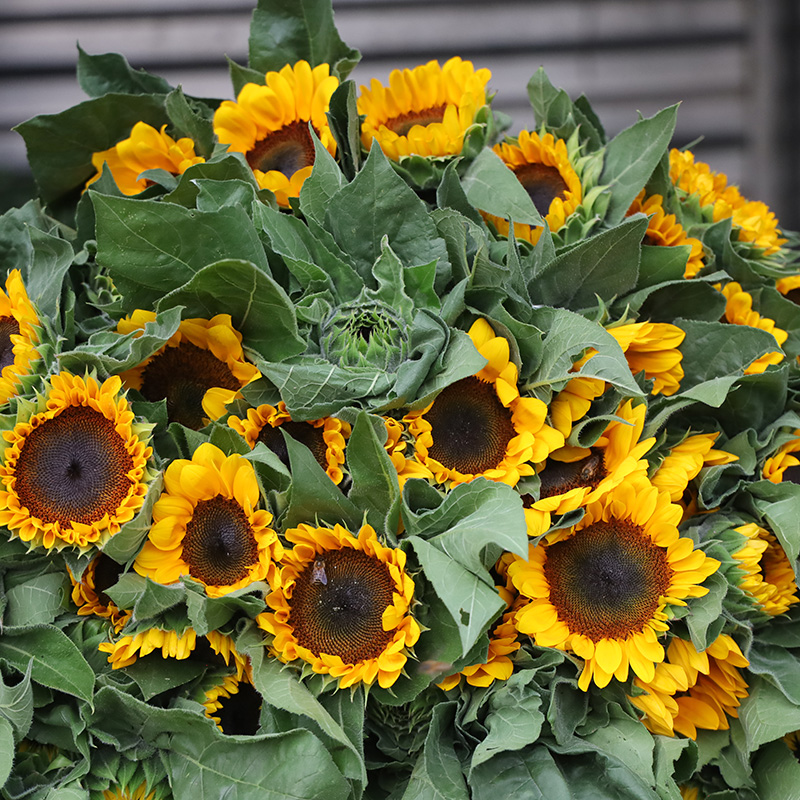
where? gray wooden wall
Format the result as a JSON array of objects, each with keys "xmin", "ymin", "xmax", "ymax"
[{"xmin": 1, "ymin": 0, "xmax": 798, "ymax": 230}]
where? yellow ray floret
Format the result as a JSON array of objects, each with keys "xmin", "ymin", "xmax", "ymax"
[
  {"xmin": 257, "ymin": 522, "xmax": 420, "ymax": 689},
  {"xmin": 486, "ymin": 130, "xmax": 583, "ymax": 244},
  {"xmin": 213, "ymin": 61, "xmax": 338, "ymax": 206},
  {"xmin": 0, "ymin": 372, "xmax": 154, "ymax": 551},
  {"xmin": 0, "ymin": 270, "xmax": 41, "ymax": 406},
  {"xmin": 509, "ymin": 474, "xmax": 720, "ymax": 691},
  {"xmin": 717, "ymin": 281, "xmax": 787, "ymax": 374},
  {"xmin": 134, "ymin": 442, "xmax": 282, "ymax": 597},
  {"xmin": 404, "ymin": 318, "xmax": 563, "ymax": 488},
  {"xmin": 358, "ymin": 57, "xmax": 491, "ymax": 160},
  {"xmin": 87, "ymin": 121, "xmax": 204, "ymax": 196}
]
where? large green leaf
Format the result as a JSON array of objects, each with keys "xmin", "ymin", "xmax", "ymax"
[
  {"xmin": 600, "ymin": 105, "xmax": 678, "ymax": 225},
  {"xmin": 92, "ymin": 195, "xmax": 270, "ymax": 311},
  {"xmin": 3, "ymin": 573, "xmax": 69, "ymax": 629},
  {"xmin": 155, "ymin": 258, "xmax": 305, "ymax": 362},
  {"xmin": 752, "ymin": 740, "xmax": 800, "ymax": 800},
  {"xmin": 738, "ymin": 675, "xmax": 800, "ymax": 752},
  {"xmin": 529, "ymin": 216, "xmax": 645, "ymax": 309},
  {"xmin": 0, "ymin": 625, "xmax": 95, "ymax": 703},
  {"xmin": 0, "ymin": 662, "xmax": 33, "ymax": 740},
  {"xmin": 0, "ymin": 717, "xmax": 13, "ymax": 788},
  {"xmin": 25, "ymin": 227, "xmax": 75, "ymax": 323},
  {"xmin": 14, "ymin": 94, "xmax": 167, "ymax": 202},
  {"xmin": 248, "ymin": 0, "xmax": 360, "ymax": 78},
  {"xmin": 76, "ymin": 46, "xmax": 174, "ymax": 97}
]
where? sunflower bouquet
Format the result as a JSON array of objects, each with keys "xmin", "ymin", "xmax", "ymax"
[{"xmin": 2, "ymin": 1, "xmax": 800, "ymax": 799}]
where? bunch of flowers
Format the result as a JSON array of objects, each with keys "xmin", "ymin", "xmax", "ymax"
[{"xmin": 2, "ymin": 1, "xmax": 799, "ymax": 798}]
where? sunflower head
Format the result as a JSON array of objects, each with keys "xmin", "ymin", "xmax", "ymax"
[
  {"xmin": 0, "ymin": 270, "xmax": 42, "ymax": 406},
  {"xmin": 86, "ymin": 121, "xmax": 204, "ymax": 196},
  {"xmin": 201, "ymin": 673, "xmax": 262, "ymax": 734},
  {"xmin": 213, "ymin": 60, "xmax": 339, "ymax": 206},
  {"xmin": 257, "ymin": 522, "xmax": 420, "ymax": 689},
  {"xmin": 133, "ymin": 442, "xmax": 282, "ymax": 597},
  {"xmin": 99, "ymin": 624, "xmax": 198, "ymax": 669},
  {"xmin": 763, "ymin": 430, "xmax": 800, "ymax": 483},
  {"xmin": 70, "ymin": 552, "xmax": 130, "ymax": 631},
  {"xmin": 117, "ymin": 310, "xmax": 261, "ymax": 429},
  {"xmin": 404, "ymin": 318, "xmax": 563, "ymax": 488},
  {"xmin": 0, "ymin": 372, "xmax": 155, "ymax": 552},
  {"xmin": 228, "ymin": 401, "xmax": 350, "ymax": 484},
  {"xmin": 485, "ymin": 130, "xmax": 583, "ymax": 245},
  {"xmin": 510, "ymin": 475, "xmax": 720, "ymax": 690},
  {"xmin": 358, "ymin": 57, "xmax": 491, "ymax": 161}
]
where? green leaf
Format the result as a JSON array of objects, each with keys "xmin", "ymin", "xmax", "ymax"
[
  {"xmin": 406, "ymin": 536, "xmax": 505, "ymax": 656},
  {"xmin": 283, "ymin": 429, "xmax": 361, "ymax": 529},
  {"xmin": 0, "ymin": 717, "xmax": 13, "ymax": 787},
  {"xmin": 14, "ymin": 94, "xmax": 167, "ymax": 203},
  {"xmin": 600, "ymin": 105, "xmax": 679, "ymax": 225},
  {"xmin": 746, "ymin": 641, "xmax": 800, "ymax": 705},
  {"xmin": 527, "ymin": 68, "xmax": 573, "ymax": 132},
  {"xmin": 470, "ymin": 746, "xmax": 571, "ymax": 800},
  {"xmin": 163, "ymin": 154, "xmax": 261, "ymax": 207},
  {"xmin": 248, "ymin": 0, "xmax": 360, "ymax": 79},
  {"xmin": 101, "ymin": 473, "xmax": 164, "ymax": 565},
  {"xmin": 25, "ymin": 227, "xmax": 75, "ymax": 323},
  {"xmin": 326, "ymin": 80, "xmax": 362, "ymax": 180},
  {"xmin": 460, "ymin": 148, "xmax": 543, "ymax": 227},
  {"xmin": 105, "ymin": 573, "xmax": 185, "ymax": 622},
  {"xmin": 346, "ymin": 411, "xmax": 401, "ymax": 536},
  {"xmin": 77, "ymin": 45, "xmax": 173, "ymax": 97},
  {"xmin": 4, "ymin": 573, "xmax": 68, "ymax": 628},
  {"xmin": 92, "ymin": 195, "xmax": 270, "ymax": 311},
  {"xmin": 753, "ymin": 740, "xmax": 800, "ymax": 800},
  {"xmin": 470, "ymin": 671, "xmax": 546, "ymax": 772},
  {"xmin": 738, "ymin": 675, "xmax": 800, "ymax": 752},
  {"xmin": 684, "ymin": 571, "xmax": 728, "ymax": 651},
  {"xmin": 124, "ymin": 657, "xmax": 207, "ymax": 702},
  {"xmin": 402, "ymin": 702, "xmax": 469, "ymax": 800},
  {"xmin": 0, "ymin": 626, "xmax": 94, "ymax": 703},
  {"xmin": 622, "ymin": 278, "xmax": 727, "ymax": 324},
  {"xmin": 530, "ymin": 216, "xmax": 645, "ymax": 309},
  {"xmin": 523, "ymin": 306, "xmax": 644, "ymax": 400},
  {"xmin": 636, "ymin": 244, "xmax": 692, "ymax": 289},
  {"xmin": 165, "ymin": 87, "xmax": 217, "ymax": 159},
  {"xmin": 155, "ymin": 258, "xmax": 305, "ymax": 362},
  {"xmin": 0, "ymin": 662, "xmax": 33, "ymax": 740},
  {"xmin": 298, "ymin": 127, "xmax": 347, "ymax": 224},
  {"xmin": 324, "ymin": 143, "xmax": 451, "ymax": 290}
]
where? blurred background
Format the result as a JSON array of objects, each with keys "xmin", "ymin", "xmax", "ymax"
[{"xmin": 1, "ymin": 0, "xmax": 798, "ymax": 230}]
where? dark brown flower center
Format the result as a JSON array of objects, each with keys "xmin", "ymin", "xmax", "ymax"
[
  {"xmin": 90, "ymin": 553, "xmax": 125, "ymax": 607},
  {"xmin": 0, "ymin": 316, "xmax": 20, "ymax": 371},
  {"xmin": 784, "ymin": 288, "xmax": 800, "ymax": 307},
  {"xmin": 247, "ymin": 120, "xmax": 316, "ymax": 178},
  {"xmin": 538, "ymin": 450, "xmax": 606, "ymax": 499},
  {"xmin": 257, "ymin": 421, "xmax": 328, "ymax": 471},
  {"xmin": 14, "ymin": 405, "xmax": 135, "ymax": 527},
  {"xmin": 781, "ymin": 464, "xmax": 800, "ymax": 485},
  {"xmin": 514, "ymin": 163, "xmax": 569, "ymax": 216},
  {"xmin": 424, "ymin": 376, "xmax": 516, "ymax": 475},
  {"xmin": 289, "ymin": 548, "xmax": 396, "ymax": 662},
  {"xmin": 384, "ymin": 104, "xmax": 447, "ymax": 136},
  {"xmin": 182, "ymin": 497, "xmax": 260, "ymax": 587},
  {"xmin": 212, "ymin": 680, "xmax": 262, "ymax": 735},
  {"xmin": 544, "ymin": 519, "xmax": 672, "ymax": 642},
  {"xmin": 140, "ymin": 342, "xmax": 240, "ymax": 429}
]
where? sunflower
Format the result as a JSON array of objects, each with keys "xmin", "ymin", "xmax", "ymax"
[
  {"xmin": 0, "ymin": 270, "xmax": 41, "ymax": 406},
  {"xmin": 99, "ymin": 625, "xmax": 197, "ymax": 669},
  {"xmin": 228, "ymin": 402, "xmax": 350, "ymax": 485},
  {"xmin": 404, "ymin": 318, "xmax": 563, "ymax": 488},
  {"xmin": 86, "ymin": 121, "xmax": 204, "ymax": 196},
  {"xmin": 763, "ymin": 430, "xmax": 800, "ymax": 483},
  {"xmin": 651, "ymin": 432, "xmax": 738, "ymax": 502},
  {"xmin": 257, "ymin": 522, "xmax": 420, "ymax": 689},
  {"xmin": 525, "ymin": 399, "xmax": 655, "ymax": 538},
  {"xmin": 627, "ymin": 190, "xmax": 705, "ymax": 278},
  {"xmin": 717, "ymin": 281, "xmax": 787, "ymax": 374},
  {"xmin": 438, "ymin": 586, "xmax": 520, "ymax": 690},
  {"xmin": 669, "ymin": 148, "xmax": 786, "ymax": 255},
  {"xmin": 679, "ymin": 786, "xmax": 702, "ymax": 800},
  {"xmin": 630, "ymin": 634, "xmax": 749, "ymax": 738},
  {"xmin": 776, "ymin": 274, "xmax": 800, "ymax": 305},
  {"xmin": 547, "ymin": 375, "xmax": 606, "ymax": 441},
  {"xmin": 785, "ymin": 731, "xmax": 800, "ymax": 762},
  {"xmin": 117, "ymin": 310, "xmax": 261, "ymax": 429},
  {"xmin": 485, "ymin": 130, "xmax": 583, "ymax": 245},
  {"xmin": 202, "ymin": 674, "xmax": 262, "ymax": 734},
  {"xmin": 358, "ymin": 57, "xmax": 491, "ymax": 161},
  {"xmin": 102, "ymin": 783, "xmax": 158, "ymax": 800},
  {"xmin": 382, "ymin": 416, "xmax": 434, "ymax": 488},
  {"xmin": 509, "ymin": 474, "xmax": 721, "ymax": 690},
  {"xmin": 213, "ymin": 60, "xmax": 338, "ymax": 207},
  {"xmin": 69, "ymin": 552, "xmax": 130, "ymax": 631},
  {"xmin": 0, "ymin": 373, "xmax": 154, "ymax": 551},
  {"xmin": 730, "ymin": 523, "xmax": 799, "ymax": 616},
  {"xmin": 606, "ymin": 321, "xmax": 686, "ymax": 396},
  {"xmin": 133, "ymin": 442, "xmax": 282, "ymax": 597}
]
